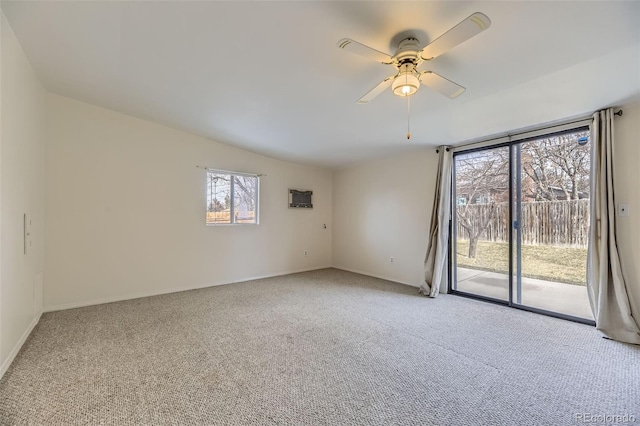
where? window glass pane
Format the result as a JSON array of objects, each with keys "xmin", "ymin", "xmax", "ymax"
[
  {"xmin": 515, "ymin": 129, "xmax": 593, "ymax": 320},
  {"xmin": 206, "ymin": 173, "xmax": 231, "ymax": 224},
  {"xmin": 233, "ymin": 175, "xmax": 257, "ymax": 224},
  {"xmin": 453, "ymin": 147, "xmax": 510, "ymax": 301},
  {"xmin": 452, "ymin": 127, "xmax": 593, "ymax": 322}
]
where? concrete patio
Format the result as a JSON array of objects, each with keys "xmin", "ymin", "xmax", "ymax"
[{"xmin": 455, "ymin": 267, "xmax": 594, "ymax": 320}]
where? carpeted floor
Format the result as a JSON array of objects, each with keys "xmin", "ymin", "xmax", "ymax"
[{"xmin": 0, "ymin": 268, "xmax": 638, "ymax": 425}]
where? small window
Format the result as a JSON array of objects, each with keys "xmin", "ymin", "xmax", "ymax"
[{"xmin": 206, "ymin": 170, "xmax": 259, "ymax": 225}]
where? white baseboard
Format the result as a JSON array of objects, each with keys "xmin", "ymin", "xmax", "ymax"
[
  {"xmin": 0, "ymin": 313, "xmax": 42, "ymax": 380},
  {"xmin": 333, "ymin": 266, "xmax": 449, "ymax": 294},
  {"xmin": 44, "ymin": 265, "xmax": 332, "ymax": 313},
  {"xmin": 332, "ymin": 266, "xmax": 420, "ymax": 288}
]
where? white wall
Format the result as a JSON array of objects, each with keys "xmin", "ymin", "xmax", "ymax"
[
  {"xmin": 612, "ymin": 100, "xmax": 640, "ymax": 322},
  {"xmin": 44, "ymin": 94, "xmax": 332, "ymax": 310},
  {"xmin": 332, "ymin": 104, "xmax": 640, "ymax": 317},
  {"xmin": 332, "ymin": 149, "xmax": 438, "ymax": 287},
  {"xmin": 0, "ymin": 13, "xmax": 46, "ymax": 376}
]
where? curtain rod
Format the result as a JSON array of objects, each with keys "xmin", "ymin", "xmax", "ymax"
[
  {"xmin": 439, "ymin": 109, "xmax": 623, "ymax": 154},
  {"xmin": 195, "ymin": 165, "xmax": 266, "ymax": 177}
]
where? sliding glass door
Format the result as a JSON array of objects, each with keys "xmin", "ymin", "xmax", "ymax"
[
  {"xmin": 452, "ymin": 146, "xmax": 510, "ymax": 302},
  {"xmin": 452, "ymin": 128, "xmax": 594, "ymax": 323},
  {"xmin": 511, "ymin": 130, "xmax": 593, "ymax": 320}
]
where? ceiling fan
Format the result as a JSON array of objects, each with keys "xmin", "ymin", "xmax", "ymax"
[{"xmin": 337, "ymin": 12, "xmax": 491, "ymax": 104}]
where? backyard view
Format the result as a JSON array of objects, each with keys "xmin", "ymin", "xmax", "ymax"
[
  {"xmin": 454, "ymin": 129, "xmax": 592, "ymax": 319},
  {"xmin": 456, "ymin": 240, "xmax": 587, "ymax": 285},
  {"xmin": 206, "ymin": 172, "xmax": 258, "ymax": 224}
]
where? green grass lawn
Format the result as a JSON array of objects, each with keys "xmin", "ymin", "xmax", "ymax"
[{"xmin": 456, "ymin": 240, "xmax": 587, "ymax": 285}]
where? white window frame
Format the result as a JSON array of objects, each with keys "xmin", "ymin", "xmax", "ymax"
[{"xmin": 206, "ymin": 168, "xmax": 260, "ymax": 226}]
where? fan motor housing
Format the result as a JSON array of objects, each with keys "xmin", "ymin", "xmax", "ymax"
[{"xmin": 393, "ymin": 37, "xmax": 421, "ymax": 66}]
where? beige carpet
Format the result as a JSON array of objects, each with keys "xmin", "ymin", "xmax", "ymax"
[{"xmin": 0, "ymin": 268, "xmax": 638, "ymax": 425}]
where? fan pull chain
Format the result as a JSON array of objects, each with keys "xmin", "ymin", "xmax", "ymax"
[{"xmin": 406, "ymin": 95, "xmax": 411, "ymax": 140}]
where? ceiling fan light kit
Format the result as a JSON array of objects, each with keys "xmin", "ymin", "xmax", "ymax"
[{"xmin": 392, "ymin": 63, "xmax": 420, "ymax": 97}]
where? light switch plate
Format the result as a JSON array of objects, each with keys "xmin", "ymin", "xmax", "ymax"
[{"xmin": 24, "ymin": 213, "xmax": 32, "ymax": 254}]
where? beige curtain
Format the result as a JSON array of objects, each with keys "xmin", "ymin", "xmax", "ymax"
[
  {"xmin": 587, "ymin": 108, "xmax": 640, "ymax": 344},
  {"xmin": 420, "ymin": 147, "xmax": 452, "ymax": 298}
]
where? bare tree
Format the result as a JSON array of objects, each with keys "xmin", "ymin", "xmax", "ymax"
[
  {"xmin": 455, "ymin": 131, "xmax": 590, "ymax": 258},
  {"xmin": 232, "ymin": 176, "xmax": 258, "ymax": 220},
  {"xmin": 455, "ymin": 149, "xmax": 509, "ymax": 258},
  {"xmin": 207, "ymin": 174, "xmax": 230, "ymax": 212},
  {"xmin": 519, "ymin": 131, "xmax": 590, "ymax": 244},
  {"xmin": 520, "ymin": 132, "xmax": 590, "ymax": 201},
  {"xmin": 207, "ymin": 175, "xmax": 258, "ymax": 211}
]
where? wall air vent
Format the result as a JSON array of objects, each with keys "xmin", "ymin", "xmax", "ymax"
[{"xmin": 289, "ymin": 189, "xmax": 313, "ymax": 209}]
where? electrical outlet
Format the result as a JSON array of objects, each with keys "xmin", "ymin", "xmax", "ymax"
[
  {"xmin": 304, "ymin": 250, "xmax": 308, "ymax": 256},
  {"xmin": 390, "ymin": 257, "xmax": 394, "ymax": 263}
]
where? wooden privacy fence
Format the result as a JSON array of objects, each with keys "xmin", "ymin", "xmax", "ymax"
[
  {"xmin": 206, "ymin": 211, "xmax": 255, "ymax": 224},
  {"xmin": 456, "ymin": 199, "xmax": 590, "ymax": 247}
]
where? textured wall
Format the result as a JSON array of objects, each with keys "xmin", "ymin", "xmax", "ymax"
[
  {"xmin": 612, "ymin": 100, "xmax": 640, "ymax": 324},
  {"xmin": 332, "ymin": 149, "xmax": 438, "ymax": 288},
  {"xmin": 44, "ymin": 94, "xmax": 332, "ymax": 310},
  {"xmin": 1, "ymin": 12, "xmax": 46, "ymax": 374}
]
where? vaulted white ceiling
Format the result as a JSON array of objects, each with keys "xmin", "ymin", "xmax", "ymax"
[{"xmin": 2, "ymin": 1, "xmax": 639, "ymax": 168}]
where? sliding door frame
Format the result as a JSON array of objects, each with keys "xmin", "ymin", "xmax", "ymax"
[{"xmin": 448, "ymin": 128, "xmax": 595, "ymax": 326}]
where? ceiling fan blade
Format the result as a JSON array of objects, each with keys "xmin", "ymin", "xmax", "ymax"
[
  {"xmin": 419, "ymin": 71, "xmax": 466, "ymax": 99},
  {"xmin": 357, "ymin": 76, "xmax": 395, "ymax": 104},
  {"xmin": 419, "ymin": 12, "xmax": 491, "ymax": 61},
  {"xmin": 337, "ymin": 38, "xmax": 393, "ymax": 64}
]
